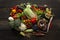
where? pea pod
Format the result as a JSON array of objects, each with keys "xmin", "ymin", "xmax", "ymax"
[
  {"xmin": 24, "ymin": 29, "xmax": 33, "ymax": 32},
  {"xmin": 20, "ymin": 32, "xmax": 25, "ymax": 36}
]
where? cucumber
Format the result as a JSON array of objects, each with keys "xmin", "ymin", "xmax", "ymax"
[{"xmin": 24, "ymin": 7, "xmax": 37, "ymax": 19}]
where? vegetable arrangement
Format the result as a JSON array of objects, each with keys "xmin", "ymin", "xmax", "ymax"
[{"xmin": 8, "ymin": 3, "xmax": 53, "ymax": 37}]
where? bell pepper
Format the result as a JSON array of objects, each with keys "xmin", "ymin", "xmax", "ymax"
[
  {"xmin": 21, "ymin": 16, "xmax": 27, "ymax": 20},
  {"xmin": 12, "ymin": 9, "xmax": 16, "ymax": 13},
  {"xmin": 10, "ymin": 9, "xmax": 16, "ymax": 16}
]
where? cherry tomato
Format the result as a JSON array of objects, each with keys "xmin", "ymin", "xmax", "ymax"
[{"xmin": 30, "ymin": 18, "xmax": 36, "ymax": 24}]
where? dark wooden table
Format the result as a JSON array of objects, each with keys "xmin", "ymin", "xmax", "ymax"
[{"xmin": 0, "ymin": 0, "xmax": 60, "ymax": 40}]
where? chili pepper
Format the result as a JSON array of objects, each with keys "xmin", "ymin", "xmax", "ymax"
[
  {"xmin": 13, "ymin": 14, "xmax": 18, "ymax": 19},
  {"xmin": 21, "ymin": 16, "xmax": 27, "ymax": 20},
  {"xmin": 26, "ymin": 23, "xmax": 31, "ymax": 29},
  {"xmin": 26, "ymin": 25, "xmax": 31, "ymax": 29},
  {"xmin": 12, "ymin": 9, "xmax": 16, "ymax": 13},
  {"xmin": 31, "ymin": 5, "xmax": 39, "ymax": 11},
  {"xmin": 17, "ymin": 9, "xmax": 22, "ymax": 13}
]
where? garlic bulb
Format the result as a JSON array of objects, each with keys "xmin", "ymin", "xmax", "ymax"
[{"xmin": 8, "ymin": 17, "xmax": 14, "ymax": 21}]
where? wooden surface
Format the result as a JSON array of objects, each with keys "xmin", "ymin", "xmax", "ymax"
[{"xmin": 0, "ymin": 0, "xmax": 60, "ymax": 40}]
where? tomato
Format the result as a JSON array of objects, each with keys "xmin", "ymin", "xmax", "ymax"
[{"xmin": 30, "ymin": 18, "xmax": 36, "ymax": 24}]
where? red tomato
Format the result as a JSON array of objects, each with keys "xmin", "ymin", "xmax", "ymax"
[{"xmin": 30, "ymin": 18, "xmax": 36, "ymax": 24}]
